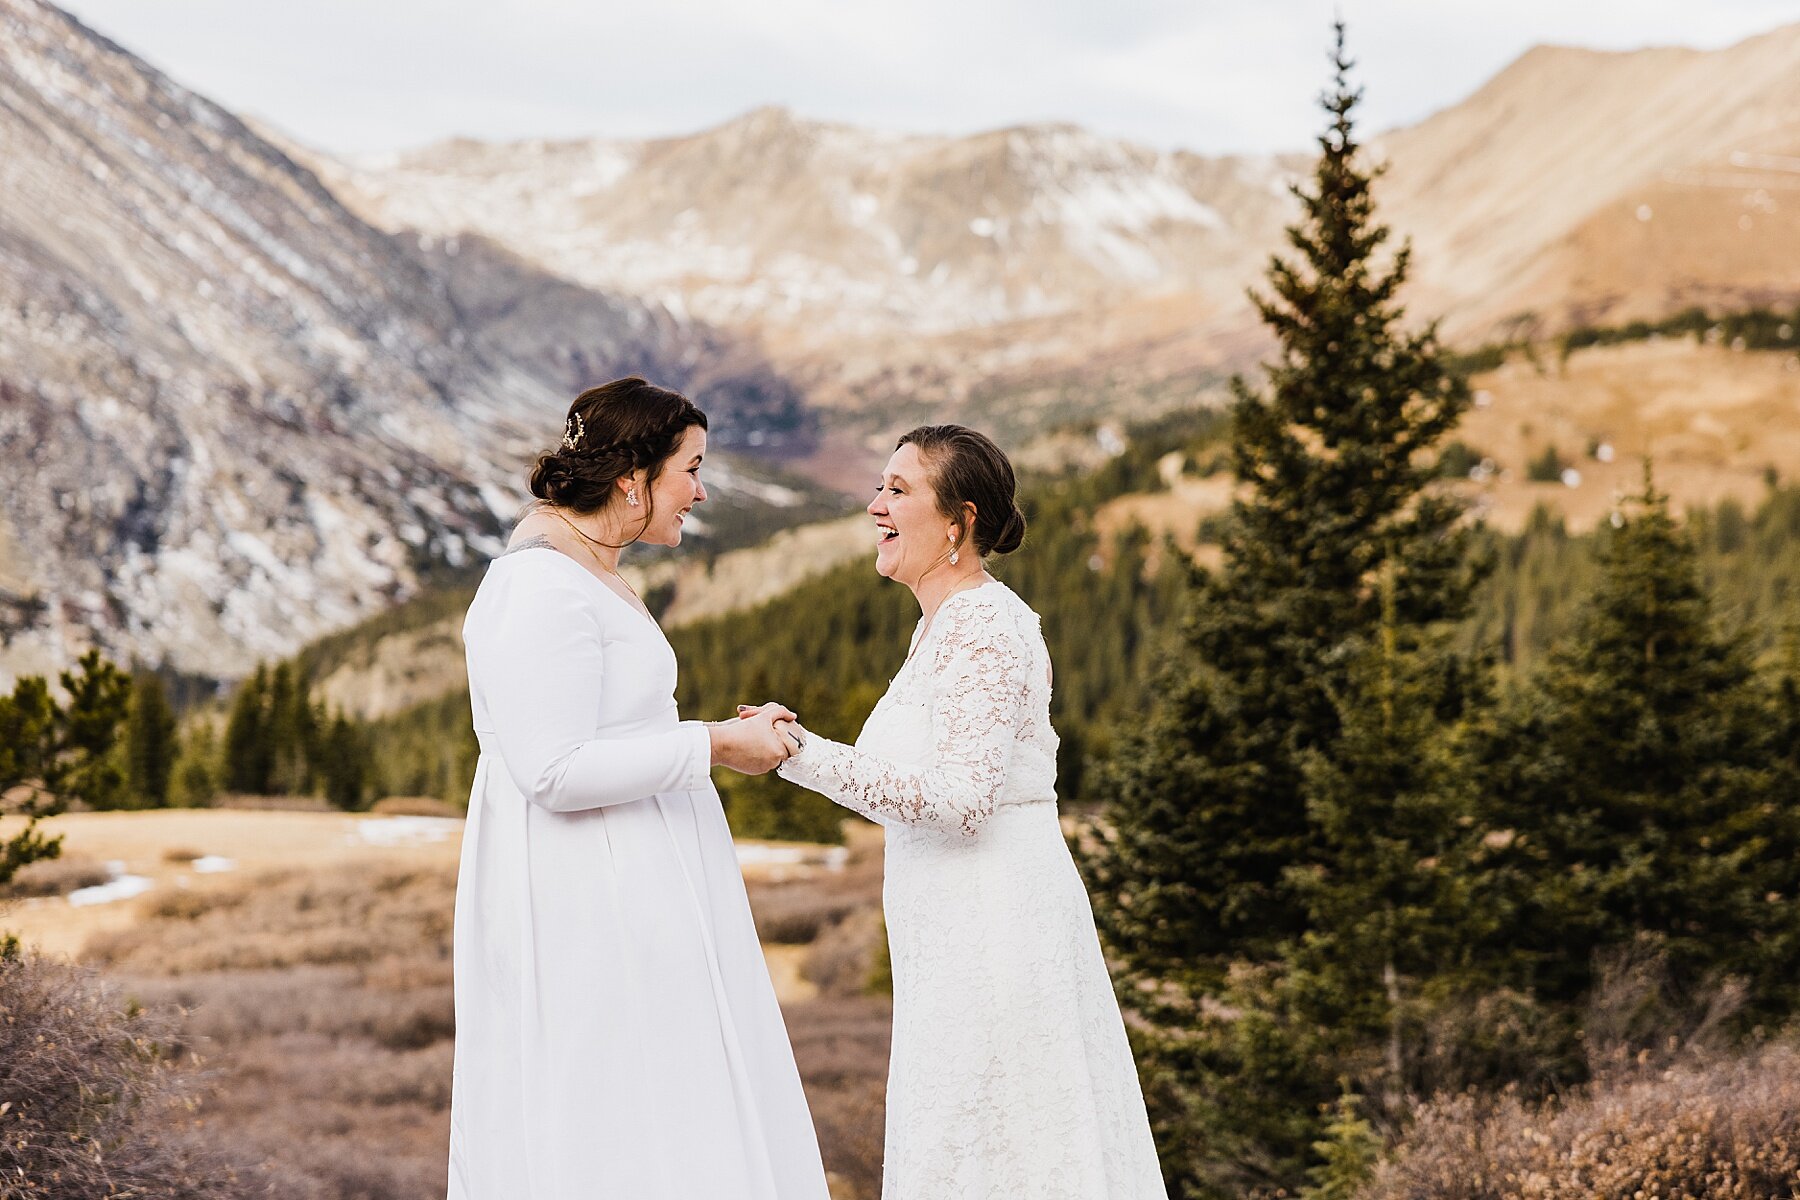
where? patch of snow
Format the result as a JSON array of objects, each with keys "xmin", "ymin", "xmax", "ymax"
[
  {"xmin": 733, "ymin": 842, "xmax": 850, "ymax": 878},
  {"xmin": 351, "ymin": 816, "xmax": 463, "ymax": 847},
  {"xmin": 69, "ymin": 862, "xmax": 155, "ymax": 907},
  {"xmin": 192, "ymin": 855, "xmax": 237, "ymax": 873}
]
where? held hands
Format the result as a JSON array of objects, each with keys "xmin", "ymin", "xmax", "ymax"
[
  {"xmin": 708, "ymin": 701, "xmax": 802, "ymax": 775},
  {"xmin": 738, "ymin": 704, "xmax": 808, "ymax": 759}
]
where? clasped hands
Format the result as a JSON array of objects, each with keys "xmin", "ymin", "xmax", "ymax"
[{"xmin": 707, "ymin": 701, "xmax": 809, "ymax": 775}]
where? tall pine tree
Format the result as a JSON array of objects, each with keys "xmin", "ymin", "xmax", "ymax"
[
  {"xmin": 56, "ymin": 650, "xmax": 131, "ymax": 808},
  {"xmin": 1287, "ymin": 564, "xmax": 1494, "ymax": 1119},
  {"xmin": 223, "ymin": 664, "xmax": 272, "ymax": 794},
  {"xmin": 1476, "ymin": 468, "xmax": 1800, "ymax": 1021},
  {"xmin": 123, "ymin": 669, "xmax": 178, "ymax": 809},
  {"xmin": 1081, "ymin": 24, "xmax": 1480, "ymax": 1196},
  {"xmin": 1, "ymin": 652, "xmax": 133, "ymax": 884}
]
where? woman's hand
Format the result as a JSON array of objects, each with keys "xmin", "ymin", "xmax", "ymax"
[
  {"xmin": 710, "ymin": 703, "xmax": 798, "ymax": 775},
  {"xmin": 774, "ymin": 719, "xmax": 809, "ymax": 756}
]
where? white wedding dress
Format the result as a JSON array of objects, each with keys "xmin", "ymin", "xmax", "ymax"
[
  {"xmin": 449, "ymin": 543, "xmax": 830, "ymax": 1200},
  {"xmin": 779, "ymin": 580, "xmax": 1167, "ymax": 1199}
]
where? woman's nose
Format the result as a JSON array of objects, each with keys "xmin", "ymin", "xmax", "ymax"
[{"xmin": 695, "ymin": 480, "xmax": 707, "ymax": 503}]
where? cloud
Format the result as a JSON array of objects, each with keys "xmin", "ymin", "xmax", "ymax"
[{"xmin": 55, "ymin": 0, "xmax": 1799, "ymax": 155}]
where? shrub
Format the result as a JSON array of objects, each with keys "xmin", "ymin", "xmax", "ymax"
[
  {"xmin": 1365, "ymin": 1042, "xmax": 1800, "ymax": 1199},
  {"xmin": 1435, "ymin": 440, "xmax": 1485, "ymax": 479},
  {"xmin": 0, "ymin": 854, "xmax": 111, "ymax": 899},
  {"xmin": 0, "ymin": 953, "xmax": 246, "ymax": 1198},
  {"xmin": 1526, "ymin": 444, "xmax": 1568, "ymax": 483},
  {"xmin": 802, "ymin": 908, "xmax": 887, "ymax": 996}
]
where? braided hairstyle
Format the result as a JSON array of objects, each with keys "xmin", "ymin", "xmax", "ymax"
[
  {"xmin": 897, "ymin": 424, "xmax": 1026, "ymax": 558},
  {"xmin": 528, "ymin": 378, "xmax": 708, "ymax": 542}
]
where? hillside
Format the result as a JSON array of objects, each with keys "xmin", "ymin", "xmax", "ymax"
[
  {"xmin": 1374, "ymin": 25, "xmax": 1800, "ymax": 339},
  {"xmin": 307, "ymin": 25, "xmax": 1800, "ymax": 455},
  {"xmin": 0, "ymin": 0, "xmax": 821, "ymax": 685}
]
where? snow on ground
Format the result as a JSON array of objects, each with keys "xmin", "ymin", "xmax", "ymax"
[
  {"xmin": 351, "ymin": 815, "xmax": 464, "ymax": 848},
  {"xmin": 68, "ymin": 861, "xmax": 156, "ymax": 907}
]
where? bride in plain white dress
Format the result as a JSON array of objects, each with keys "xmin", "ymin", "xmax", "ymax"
[
  {"xmin": 773, "ymin": 425, "xmax": 1167, "ymax": 1199},
  {"xmin": 450, "ymin": 378, "xmax": 828, "ymax": 1200}
]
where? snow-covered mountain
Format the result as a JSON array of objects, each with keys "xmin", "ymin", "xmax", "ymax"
[
  {"xmin": 312, "ymin": 109, "xmax": 1298, "ymax": 344},
  {"xmin": 0, "ymin": 0, "xmax": 814, "ymax": 683},
  {"xmin": 8, "ymin": 0, "xmax": 1799, "ymax": 687},
  {"xmin": 321, "ymin": 23, "xmax": 1800, "ymax": 368}
]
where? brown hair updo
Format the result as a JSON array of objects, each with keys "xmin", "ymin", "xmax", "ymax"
[
  {"xmin": 896, "ymin": 424, "xmax": 1026, "ymax": 558},
  {"xmin": 528, "ymin": 377, "xmax": 707, "ymax": 525}
]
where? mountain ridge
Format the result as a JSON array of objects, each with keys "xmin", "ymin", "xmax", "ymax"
[{"xmin": 0, "ymin": 0, "xmax": 820, "ymax": 684}]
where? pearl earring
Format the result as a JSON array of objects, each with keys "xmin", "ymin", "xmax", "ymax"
[
  {"xmin": 948, "ymin": 530, "xmax": 959, "ymax": 566},
  {"xmin": 627, "ymin": 486, "xmax": 640, "ymax": 507}
]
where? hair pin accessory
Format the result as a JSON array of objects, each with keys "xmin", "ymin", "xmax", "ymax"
[{"xmin": 562, "ymin": 412, "xmax": 586, "ymax": 451}]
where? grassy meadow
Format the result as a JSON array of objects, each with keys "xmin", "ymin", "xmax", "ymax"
[{"xmin": 0, "ymin": 808, "xmax": 893, "ymax": 1200}]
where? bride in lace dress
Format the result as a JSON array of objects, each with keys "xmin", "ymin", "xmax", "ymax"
[{"xmin": 769, "ymin": 426, "xmax": 1167, "ymax": 1199}]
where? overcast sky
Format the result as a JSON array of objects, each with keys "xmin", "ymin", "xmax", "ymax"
[{"xmin": 57, "ymin": 1, "xmax": 1800, "ymax": 157}]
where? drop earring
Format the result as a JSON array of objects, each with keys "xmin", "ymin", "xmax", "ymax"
[
  {"xmin": 627, "ymin": 486, "xmax": 640, "ymax": 507},
  {"xmin": 948, "ymin": 530, "xmax": 959, "ymax": 566}
]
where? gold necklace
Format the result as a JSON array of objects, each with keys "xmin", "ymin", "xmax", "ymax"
[{"xmin": 543, "ymin": 506, "xmax": 647, "ymax": 607}]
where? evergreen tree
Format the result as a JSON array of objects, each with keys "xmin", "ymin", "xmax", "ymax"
[
  {"xmin": 266, "ymin": 662, "xmax": 310, "ymax": 797},
  {"xmin": 1, "ymin": 653, "xmax": 133, "ymax": 884},
  {"xmin": 55, "ymin": 650, "xmax": 131, "ymax": 808},
  {"xmin": 320, "ymin": 712, "xmax": 372, "ymax": 811},
  {"xmin": 171, "ymin": 717, "xmax": 221, "ymax": 808},
  {"xmin": 0, "ymin": 676, "xmax": 58, "ymax": 804},
  {"xmin": 1476, "ymin": 468, "xmax": 1800, "ymax": 1017},
  {"xmin": 1081, "ymin": 25, "xmax": 1481, "ymax": 1194},
  {"xmin": 1299, "ymin": 1090, "xmax": 1381, "ymax": 1200},
  {"xmin": 223, "ymin": 664, "xmax": 271, "ymax": 794},
  {"xmin": 122, "ymin": 669, "xmax": 178, "ymax": 808},
  {"xmin": 0, "ymin": 676, "xmax": 61, "ymax": 888},
  {"xmin": 1287, "ymin": 565, "xmax": 1494, "ymax": 1116}
]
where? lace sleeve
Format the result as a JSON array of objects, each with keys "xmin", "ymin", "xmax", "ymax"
[{"xmin": 777, "ymin": 597, "xmax": 1030, "ymax": 836}]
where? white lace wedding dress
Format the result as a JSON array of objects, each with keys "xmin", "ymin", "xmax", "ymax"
[{"xmin": 778, "ymin": 580, "xmax": 1167, "ymax": 1199}]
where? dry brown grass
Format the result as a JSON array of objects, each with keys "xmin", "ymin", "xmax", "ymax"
[
  {"xmin": 1366, "ymin": 1042, "xmax": 1800, "ymax": 1199},
  {"xmin": 368, "ymin": 795, "xmax": 464, "ymax": 817},
  {"xmin": 0, "ymin": 953, "xmax": 250, "ymax": 1199},
  {"xmin": 42, "ymin": 813, "xmax": 892, "ymax": 1199},
  {"xmin": 0, "ymin": 854, "xmax": 111, "ymax": 899},
  {"xmin": 746, "ymin": 830, "xmax": 884, "ymax": 947},
  {"xmin": 83, "ymin": 864, "xmax": 460, "ymax": 1198},
  {"xmin": 746, "ymin": 825, "xmax": 892, "ymax": 1196},
  {"xmin": 786, "ymin": 996, "xmax": 892, "ymax": 1200}
]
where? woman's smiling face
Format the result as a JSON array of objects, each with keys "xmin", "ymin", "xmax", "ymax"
[
  {"xmin": 636, "ymin": 423, "xmax": 708, "ymax": 547},
  {"xmin": 869, "ymin": 442, "xmax": 953, "ymax": 586}
]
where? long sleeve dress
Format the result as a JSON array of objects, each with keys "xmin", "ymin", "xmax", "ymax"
[
  {"xmin": 777, "ymin": 580, "xmax": 1168, "ymax": 1200},
  {"xmin": 449, "ymin": 543, "xmax": 830, "ymax": 1200}
]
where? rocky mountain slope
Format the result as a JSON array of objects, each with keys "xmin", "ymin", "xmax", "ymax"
[
  {"xmin": 320, "ymin": 23, "xmax": 1800, "ymax": 416},
  {"xmin": 0, "ymin": 0, "xmax": 818, "ymax": 683},
  {"xmin": 310, "ymin": 111, "xmax": 1298, "ymax": 344}
]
